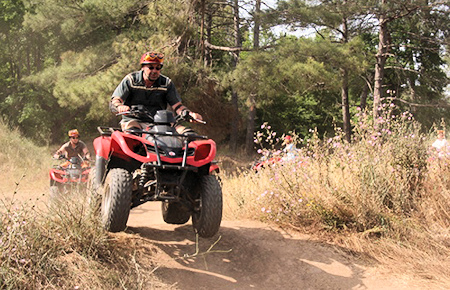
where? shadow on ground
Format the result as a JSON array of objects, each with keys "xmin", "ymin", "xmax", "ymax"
[{"xmin": 127, "ymin": 222, "xmax": 372, "ymax": 290}]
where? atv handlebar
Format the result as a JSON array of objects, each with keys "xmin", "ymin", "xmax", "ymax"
[
  {"xmin": 177, "ymin": 109, "xmax": 206, "ymax": 124},
  {"xmin": 53, "ymin": 154, "xmax": 90, "ymax": 162},
  {"xmin": 117, "ymin": 106, "xmax": 206, "ymax": 125}
]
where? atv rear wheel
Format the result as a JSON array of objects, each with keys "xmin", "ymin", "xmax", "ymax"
[
  {"xmin": 101, "ymin": 168, "xmax": 132, "ymax": 232},
  {"xmin": 162, "ymin": 201, "xmax": 191, "ymax": 224},
  {"xmin": 192, "ymin": 175, "xmax": 222, "ymax": 238}
]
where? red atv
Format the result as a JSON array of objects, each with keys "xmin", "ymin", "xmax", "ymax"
[
  {"xmin": 49, "ymin": 155, "xmax": 91, "ymax": 200},
  {"xmin": 89, "ymin": 106, "xmax": 222, "ymax": 238}
]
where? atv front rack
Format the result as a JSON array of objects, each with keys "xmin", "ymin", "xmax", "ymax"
[{"xmin": 97, "ymin": 126, "xmax": 122, "ymax": 136}]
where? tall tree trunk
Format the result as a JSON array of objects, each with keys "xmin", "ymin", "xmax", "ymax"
[
  {"xmin": 245, "ymin": 94, "xmax": 257, "ymax": 153},
  {"xmin": 373, "ymin": 0, "xmax": 388, "ymax": 119},
  {"xmin": 205, "ymin": 5, "xmax": 212, "ymax": 67},
  {"xmin": 360, "ymin": 82, "xmax": 369, "ymax": 111},
  {"xmin": 340, "ymin": 15, "xmax": 351, "ymax": 143},
  {"xmin": 230, "ymin": 0, "xmax": 241, "ymax": 152},
  {"xmin": 245, "ymin": 0, "xmax": 260, "ymax": 154},
  {"xmin": 200, "ymin": 0, "xmax": 205, "ymax": 64},
  {"xmin": 341, "ymin": 68, "xmax": 351, "ymax": 142}
]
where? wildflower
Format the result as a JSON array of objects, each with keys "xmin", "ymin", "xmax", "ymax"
[{"xmin": 261, "ymin": 207, "xmax": 266, "ymax": 212}]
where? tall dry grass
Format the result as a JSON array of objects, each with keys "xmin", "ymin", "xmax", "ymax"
[
  {"xmin": 0, "ymin": 121, "xmax": 168, "ymax": 289},
  {"xmin": 0, "ymin": 120, "xmax": 52, "ymax": 200},
  {"xmin": 223, "ymin": 104, "xmax": 450, "ymax": 286},
  {"xmin": 0, "ymin": 190, "xmax": 171, "ymax": 289}
]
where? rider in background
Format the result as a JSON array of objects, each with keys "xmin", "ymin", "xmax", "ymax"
[
  {"xmin": 109, "ymin": 51, "xmax": 202, "ymax": 132},
  {"xmin": 53, "ymin": 129, "xmax": 91, "ymax": 167},
  {"xmin": 282, "ymin": 135, "xmax": 297, "ymax": 161},
  {"xmin": 431, "ymin": 130, "xmax": 450, "ymax": 158}
]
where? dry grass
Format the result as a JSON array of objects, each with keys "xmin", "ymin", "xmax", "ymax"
[
  {"xmin": 2, "ymin": 109, "xmax": 450, "ymax": 288},
  {"xmin": 222, "ymin": 106, "xmax": 450, "ymax": 287},
  {"xmin": 0, "ymin": 183, "xmax": 173, "ymax": 289},
  {"xmin": 0, "ymin": 120, "xmax": 52, "ymax": 203},
  {"xmin": 0, "ymin": 121, "xmax": 170, "ymax": 289}
]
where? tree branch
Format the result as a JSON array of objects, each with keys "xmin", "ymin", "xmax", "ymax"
[
  {"xmin": 204, "ymin": 40, "xmax": 274, "ymax": 52},
  {"xmin": 384, "ymin": 66, "xmax": 419, "ymax": 74},
  {"xmin": 384, "ymin": 97, "xmax": 450, "ymax": 108}
]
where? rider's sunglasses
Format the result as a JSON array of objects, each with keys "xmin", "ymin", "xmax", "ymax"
[
  {"xmin": 70, "ymin": 136, "xmax": 79, "ymax": 139},
  {"xmin": 143, "ymin": 52, "xmax": 164, "ymax": 62},
  {"xmin": 148, "ymin": 65, "xmax": 162, "ymax": 71}
]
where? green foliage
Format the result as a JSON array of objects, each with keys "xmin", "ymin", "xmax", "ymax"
[
  {"xmin": 0, "ymin": 0, "xmax": 449, "ymax": 147},
  {"xmin": 229, "ymin": 35, "xmax": 370, "ymax": 137},
  {"xmin": 0, "ymin": 0, "xmax": 25, "ymax": 33}
]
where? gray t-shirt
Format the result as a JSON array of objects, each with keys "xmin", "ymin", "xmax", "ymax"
[{"xmin": 111, "ymin": 71, "xmax": 181, "ymax": 122}]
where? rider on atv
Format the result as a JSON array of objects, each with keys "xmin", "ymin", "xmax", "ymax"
[
  {"xmin": 53, "ymin": 129, "xmax": 91, "ymax": 167},
  {"xmin": 89, "ymin": 52, "xmax": 222, "ymax": 237},
  {"xmin": 110, "ymin": 51, "xmax": 203, "ymax": 133}
]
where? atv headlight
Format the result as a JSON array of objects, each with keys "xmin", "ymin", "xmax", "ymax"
[{"xmin": 194, "ymin": 144, "xmax": 212, "ymax": 161}]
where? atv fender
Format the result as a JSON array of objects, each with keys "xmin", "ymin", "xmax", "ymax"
[
  {"xmin": 95, "ymin": 155, "xmax": 107, "ymax": 186},
  {"xmin": 94, "ymin": 136, "xmax": 112, "ymax": 160},
  {"xmin": 210, "ymin": 163, "xmax": 220, "ymax": 174}
]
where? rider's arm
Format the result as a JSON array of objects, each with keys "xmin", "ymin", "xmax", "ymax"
[
  {"xmin": 110, "ymin": 74, "xmax": 132, "ymax": 114},
  {"xmin": 172, "ymin": 102, "xmax": 203, "ymax": 121},
  {"xmin": 53, "ymin": 145, "xmax": 66, "ymax": 159},
  {"xmin": 83, "ymin": 147, "xmax": 91, "ymax": 161},
  {"xmin": 110, "ymin": 96, "xmax": 130, "ymax": 113},
  {"xmin": 166, "ymin": 81, "xmax": 203, "ymax": 121}
]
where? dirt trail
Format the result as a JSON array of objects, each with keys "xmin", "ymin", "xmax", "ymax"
[{"xmin": 125, "ymin": 203, "xmax": 427, "ymax": 290}]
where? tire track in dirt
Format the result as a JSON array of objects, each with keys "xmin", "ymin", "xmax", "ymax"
[{"xmin": 125, "ymin": 203, "xmax": 426, "ymax": 290}]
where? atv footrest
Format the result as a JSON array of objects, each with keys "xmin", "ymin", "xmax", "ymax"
[{"xmin": 146, "ymin": 163, "xmax": 198, "ymax": 172}]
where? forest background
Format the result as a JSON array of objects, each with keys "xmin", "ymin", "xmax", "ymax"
[{"xmin": 0, "ymin": 0, "xmax": 449, "ymax": 153}]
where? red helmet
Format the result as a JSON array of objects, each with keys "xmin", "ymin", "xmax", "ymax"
[
  {"xmin": 68, "ymin": 129, "xmax": 79, "ymax": 137},
  {"xmin": 140, "ymin": 51, "xmax": 164, "ymax": 66},
  {"xmin": 285, "ymin": 135, "xmax": 292, "ymax": 142}
]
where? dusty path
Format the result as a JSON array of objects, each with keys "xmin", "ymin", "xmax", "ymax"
[{"xmin": 126, "ymin": 203, "xmax": 426, "ymax": 290}]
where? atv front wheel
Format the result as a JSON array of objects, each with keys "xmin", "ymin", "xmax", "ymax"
[
  {"xmin": 101, "ymin": 168, "xmax": 132, "ymax": 232},
  {"xmin": 162, "ymin": 201, "xmax": 191, "ymax": 224},
  {"xmin": 49, "ymin": 185, "xmax": 61, "ymax": 203},
  {"xmin": 192, "ymin": 175, "xmax": 222, "ymax": 238},
  {"xmin": 86, "ymin": 168, "xmax": 101, "ymax": 215}
]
